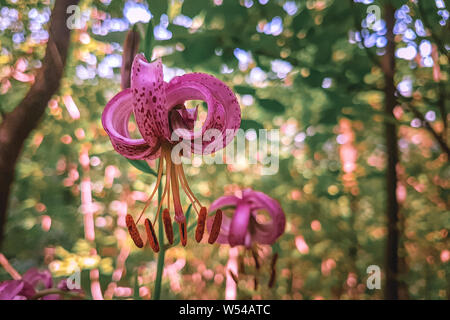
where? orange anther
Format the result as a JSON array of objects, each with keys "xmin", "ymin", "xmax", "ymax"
[
  {"xmin": 208, "ymin": 209, "xmax": 222, "ymax": 244},
  {"xmin": 126, "ymin": 214, "xmax": 143, "ymax": 248},
  {"xmin": 145, "ymin": 218, "xmax": 159, "ymax": 253}
]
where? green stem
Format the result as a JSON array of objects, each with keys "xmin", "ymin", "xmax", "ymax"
[{"xmin": 153, "ymin": 170, "xmax": 165, "ymax": 300}]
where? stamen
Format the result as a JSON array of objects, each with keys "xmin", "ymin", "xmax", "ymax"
[
  {"xmin": 268, "ymin": 269, "xmax": 276, "ymax": 288},
  {"xmin": 167, "ymin": 170, "xmax": 171, "ymax": 212},
  {"xmin": 162, "ymin": 208, "xmax": 174, "ymax": 245},
  {"xmin": 136, "ymin": 152, "xmax": 165, "ymax": 224},
  {"xmin": 268, "ymin": 253, "xmax": 278, "ymax": 288},
  {"xmin": 179, "ymin": 221, "xmax": 187, "ymax": 246},
  {"xmin": 125, "ymin": 214, "xmax": 143, "ymax": 248},
  {"xmin": 228, "ymin": 269, "xmax": 239, "ymax": 284},
  {"xmin": 175, "ymin": 165, "xmax": 200, "ymax": 214},
  {"xmin": 152, "ymin": 157, "xmax": 171, "ymax": 226},
  {"xmin": 195, "ymin": 206, "xmax": 207, "ymax": 243},
  {"xmin": 270, "ymin": 253, "xmax": 279, "ymax": 270},
  {"xmin": 145, "ymin": 218, "xmax": 159, "ymax": 253},
  {"xmin": 238, "ymin": 254, "xmax": 246, "ymax": 275},
  {"xmin": 208, "ymin": 209, "xmax": 222, "ymax": 244},
  {"xmin": 176, "ymin": 164, "xmax": 203, "ymax": 209},
  {"xmin": 251, "ymin": 249, "xmax": 260, "ymax": 270},
  {"xmin": 170, "ymin": 162, "xmax": 185, "ymax": 224}
]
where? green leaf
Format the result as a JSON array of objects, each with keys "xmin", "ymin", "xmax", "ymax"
[
  {"xmin": 185, "ymin": 204, "xmax": 192, "ymax": 224},
  {"xmin": 271, "ymin": 242, "xmax": 281, "ymax": 255},
  {"xmin": 240, "ymin": 119, "xmax": 264, "ymax": 132},
  {"xmin": 147, "ymin": 0, "xmax": 168, "ymax": 24},
  {"xmin": 234, "ymin": 85, "xmax": 256, "ymax": 95},
  {"xmin": 144, "ymin": 20, "xmax": 154, "ymax": 61},
  {"xmin": 183, "ymin": 35, "xmax": 217, "ymax": 65},
  {"xmin": 90, "ymin": 30, "xmax": 128, "ymax": 44},
  {"xmin": 182, "ymin": 0, "xmax": 209, "ymax": 17},
  {"xmin": 292, "ymin": 9, "xmax": 313, "ymax": 33},
  {"xmin": 133, "ymin": 273, "xmax": 141, "ymax": 300},
  {"xmin": 257, "ymin": 98, "xmax": 286, "ymax": 114},
  {"xmin": 127, "ymin": 159, "xmax": 158, "ymax": 176}
]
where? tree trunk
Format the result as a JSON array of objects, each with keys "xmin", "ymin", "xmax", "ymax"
[
  {"xmin": 0, "ymin": 0, "xmax": 79, "ymax": 249},
  {"xmin": 382, "ymin": 3, "xmax": 400, "ymax": 300}
]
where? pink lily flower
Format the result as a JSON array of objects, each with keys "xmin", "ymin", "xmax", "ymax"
[
  {"xmin": 207, "ymin": 189, "xmax": 286, "ymax": 248},
  {"xmin": 207, "ymin": 189, "xmax": 286, "ymax": 290},
  {"xmin": 0, "ymin": 268, "xmax": 82, "ymax": 300},
  {"xmin": 101, "ymin": 54, "xmax": 241, "ymax": 248}
]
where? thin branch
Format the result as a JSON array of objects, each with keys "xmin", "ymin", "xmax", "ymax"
[
  {"xmin": 437, "ymin": 81, "xmax": 448, "ymax": 135},
  {"xmin": 30, "ymin": 288, "xmax": 85, "ymax": 300},
  {"xmin": 402, "ymin": 101, "xmax": 450, "ymax": 157}
]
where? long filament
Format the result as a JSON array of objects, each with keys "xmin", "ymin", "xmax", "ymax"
[
  {"xmin": 175, "ymin": 164, "xmax": 202, "ymax": 212},
  {"xmin": 170, "ymin": 162, "xmax": 183, "ymax": 221},
  {"xmin": 167, "ymin": 169, "xmax": 171, "ymax": 212},
  {"xmin": 177, "ymin": 164, "xmax": 202, "ymax": 205},
  {"xmin": 152, "ymin": 156, "xmax": 171, "ymax": 226},
  {"xmin": 136, "ymin": 153, "xmax": 165, "ymax": 223},
  {"xmin": 175, "ymin": 165, "xmax": 200, "ymax": 214}
]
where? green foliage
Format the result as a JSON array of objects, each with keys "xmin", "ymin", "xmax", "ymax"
[
  {"xmin": 257, "ymin": 98, "xmax": 286, "ymax": 114},
  {"xmin": 127, "ymin": 159, "xmax": 158, "ymax": 177}
]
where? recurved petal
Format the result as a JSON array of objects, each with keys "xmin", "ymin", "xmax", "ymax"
[
  {"xmin": 0, "ymin": 280, "xmax": 24, "ymax": 300},
  {"xmin": 22, "ymin": 268, "xmax": 52, "ymax": 289},
  {"xmin": 131, "ymin": 54, "xmax": 171, "ymax": 142},
  {"xmin": 167, "ymin": 73, "xmax": 241, "ymax": 154},
  {"xmin": 209, "ymin": 195, "xmax": 240, "ymax": 212},
  {"xmin": 243, "ymin": 190, "xmax": 286, "ymax": 245},
  {"xmin": 228, "ymin": 201, "xmax": 251, "ymax": 247},
  {"xmin": 101, "ymin": 88, "xmax": 160, "ymax": 160},
  {"xmin": 169, "ymin": 106, "xmax": 198, "ymax": 132}
]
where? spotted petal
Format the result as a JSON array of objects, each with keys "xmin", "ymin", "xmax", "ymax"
[
  {"xmin": 228, "ymin": 201, "xmax": 251, "ymax": 247},
  {"xmin": 102, "ymin": 89, "xmax": 160, "ymax": 160},
  {"xmin": 243, "ymin": 189, "xmax": 286, "ymax": 245},
  {"xmin": 131, "ymin": 54, "xmax": 171, "ymax": 144}
]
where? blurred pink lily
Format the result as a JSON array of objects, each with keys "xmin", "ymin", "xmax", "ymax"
[
  {"xmin": 207, "ymin": 189, "xmax": 286, "ymax": 248},
  {"xmin": 207, "ymin": 189, "xmax": 285, "ymax": 289},
  {"xmin": 0, "ymin": 268, "xmax": 82, "ymax": 300},
  {"xmin": 102, "ymin": 54, "xmax": 241, "ymax": 248}
]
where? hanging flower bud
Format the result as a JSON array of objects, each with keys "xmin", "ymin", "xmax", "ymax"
[{"xmin": 120, "ymin": 29, "xmax": 140, "ymax": 90}]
